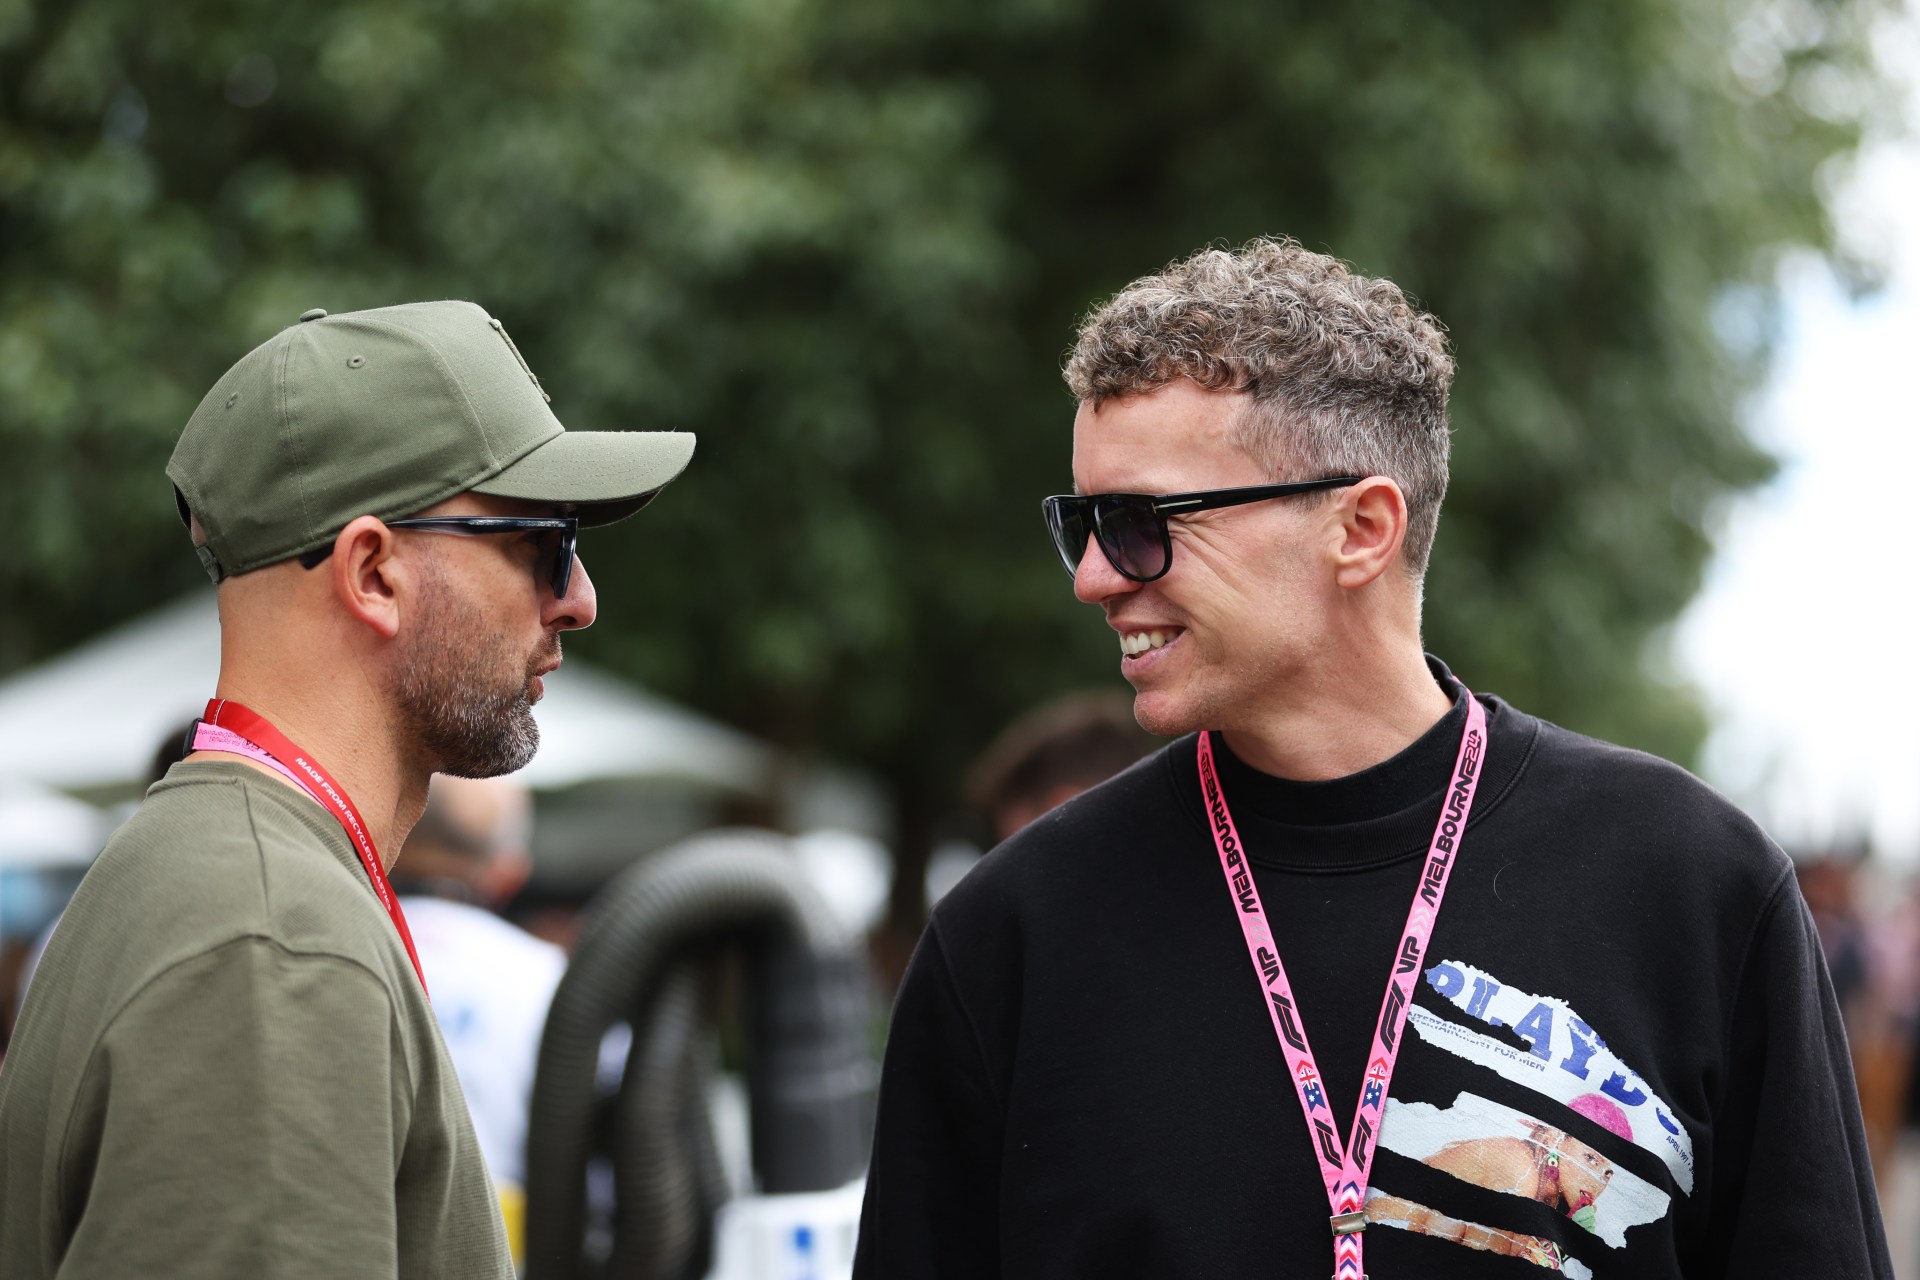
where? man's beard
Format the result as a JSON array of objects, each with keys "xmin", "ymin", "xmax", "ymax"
[{"xmin": 392, "ymin": 568, "xmax": 554, "ymax": 779}]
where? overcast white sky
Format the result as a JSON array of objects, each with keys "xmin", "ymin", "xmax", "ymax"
[{"xmin": 1675, "ymin": 15, "xmax": 1920, "ymax": 861}]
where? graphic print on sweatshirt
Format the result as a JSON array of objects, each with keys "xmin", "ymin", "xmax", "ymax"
[
  {"xmin": 1363, "ymin": 1189, "xmax": 1594, "ymax": 1278},
  {"xmin": 1371, "ymin": 1091, "xmax": 1671, "ymax": 1262},
  {"xmin": 1407, "ymin": 959, "xmax": 1695, "ymax": 1192},
  {"xmin": 1360, "ymin": 962, "xmax": 1693, "ymax": 1273}
]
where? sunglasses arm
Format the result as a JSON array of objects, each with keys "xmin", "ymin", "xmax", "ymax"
[{"xmin": 1153, "ymin": 477, "xmax": 1365, "ymax": 515}]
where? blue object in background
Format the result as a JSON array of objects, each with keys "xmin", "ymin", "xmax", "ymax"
[
  {"xmin": 789, "ymin": 1224, "xmax": 817, "ymax": 1280},
  {"xmin": 0, "ymin": 868, "xmax": 85, "ymax": 944}
]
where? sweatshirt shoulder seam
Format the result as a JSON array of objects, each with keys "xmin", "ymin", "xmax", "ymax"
[
  {"xmin": 926, "ymin": 915, "xmax": 1009, "ymax": 1115},
  {"xmin": 1721, "ymin": 862, "xmax": 1798, "ymax": 1053}
]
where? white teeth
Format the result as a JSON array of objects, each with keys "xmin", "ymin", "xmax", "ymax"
[{"xmin": 1119, "ymin": 630, "xmax": 1174, "ymax": 656}]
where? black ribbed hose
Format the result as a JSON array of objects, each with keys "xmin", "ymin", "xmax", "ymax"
[
  {"xmin": 523, "ymin": 831, "xmax": 873, "ymax": 1280},
  {"xmin": 605, "ymin": 959, "xmax": 710, "ymax": 1280}
]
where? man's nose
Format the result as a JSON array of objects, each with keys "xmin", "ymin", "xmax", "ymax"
[
  {"xmin": 1072, "ymin": 535, "xmax": 1138, "ymax": 605},
  {"xmin": 548, "ymin": 555, "xmax": 597, "ymax": 631}
]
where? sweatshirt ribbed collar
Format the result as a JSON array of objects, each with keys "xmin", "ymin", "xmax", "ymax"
[{"xmin": 1169, "ymin": 656, "xmax": 1536, "ymax": 872}]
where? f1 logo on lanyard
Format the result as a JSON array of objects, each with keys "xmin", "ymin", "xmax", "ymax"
[{"xmin": 1197, "ymin": 693, "xmax": 1488, "ymax": 1279}]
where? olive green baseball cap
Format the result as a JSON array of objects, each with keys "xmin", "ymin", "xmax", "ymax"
[{"xmin": 167, "ymin": 300, "xmax": 696, "ymax": 582}]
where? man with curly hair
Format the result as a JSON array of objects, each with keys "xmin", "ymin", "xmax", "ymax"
[{"xmin": 855, "ymin": 240, "xmax": 1889, "ymax": 1276}]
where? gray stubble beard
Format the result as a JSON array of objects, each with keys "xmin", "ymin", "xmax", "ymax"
[{"xmin": 393, "ymin": 569, "xmax": 554, "ymax": 779}]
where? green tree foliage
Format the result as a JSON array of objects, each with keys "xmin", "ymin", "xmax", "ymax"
[
  {"xmin": 938, "ymin": 0, "xmax": 1881, "ymax": 765},
  {"xmin": 0, "ymin": 0, "xmax": 1884, "ymax": 926}
]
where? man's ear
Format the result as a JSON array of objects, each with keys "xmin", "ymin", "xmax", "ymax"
[
  {"xmin": 329, "ymin": 515, "xmax": 404, "ymax": 639},
  {"xmin": 1331, "ymin": 476, "xmax": 1409, "ymax": 590}
]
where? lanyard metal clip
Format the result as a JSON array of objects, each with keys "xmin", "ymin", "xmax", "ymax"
[{"xmin": 1330, "ymin": 1209, "xmax": 1368, "ymax": 1236}]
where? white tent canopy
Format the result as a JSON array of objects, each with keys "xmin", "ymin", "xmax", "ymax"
[
  {"xmin": 0, "ymin": 593, "xmax": 772, "ymax": 798},
  {"xmin": 0, "ymin": 781, "xmax": 107, "ymax": 869}
]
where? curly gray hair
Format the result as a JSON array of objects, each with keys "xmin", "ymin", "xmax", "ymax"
[{"xmin": 1064, "ymin": 237, "xmax": 1455, "ymax": 576}]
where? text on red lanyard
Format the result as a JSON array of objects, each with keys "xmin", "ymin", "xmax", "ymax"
[{"xmin": 192, "ymin": 698, "xmax": 429, "ymax": 996}]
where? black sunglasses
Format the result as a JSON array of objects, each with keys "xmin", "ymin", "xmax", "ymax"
[
  {"xmin": 298, "ymin": 516, "xmax": 581, "ymax": 597},
  {"xmin": 1042, "ymin": 477, "xmax": 1363, "ymax": 583}
]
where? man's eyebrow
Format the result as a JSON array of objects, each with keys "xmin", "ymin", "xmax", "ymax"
[{"xmin": 1071, "ymin": 481, "xmax": 1171, "ymax": 497}]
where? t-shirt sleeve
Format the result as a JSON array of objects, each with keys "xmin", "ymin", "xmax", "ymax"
[
  {"xmin": 1705, "ymin": 871, "xmax": 1893, "ymax": 1276},
  {"xmin": 56, "ymin": 936, "xmax": 411, "ymax": 1277},
  {"xmin": 854, "ymin": 920, "xmax": 1004, "ymax": 1279}
]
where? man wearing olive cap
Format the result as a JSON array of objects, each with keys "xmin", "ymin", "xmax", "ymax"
[{"xmin": 0, "ymin": 302, "xmax": 694, "ymax": 1278}]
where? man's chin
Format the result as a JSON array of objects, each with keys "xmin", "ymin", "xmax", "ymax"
[
  {"xmin": 430, "ymin": 711, "xmax": 540, "ymax": 780},
  {"xmin": 1130, "ymin": 690, "xmax": 1200, "ymax": 739}
]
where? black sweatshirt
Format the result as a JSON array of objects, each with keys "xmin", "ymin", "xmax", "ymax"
[{"xmin": 855, "ymin": 672, "xmax": 1891, "ymax": 1277}]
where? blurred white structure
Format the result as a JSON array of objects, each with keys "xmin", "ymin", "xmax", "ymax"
[
  {"xmin": 0, "ymin": 593, "xmax": 890, "ymax": 890},
  {"xmin": 0, "ymin": 592, "xmax": 773, "ymax": 800},
  {"xmin": 0, "ymin": 782, "xmax": 104, "ymax": 871},
  {"xmin": 0, "ymin": 782, "xmax": 106, "ymax": 949},
  {"xmin": 790, "ymin": 829, "xmax": 892, "ymax": 935}
]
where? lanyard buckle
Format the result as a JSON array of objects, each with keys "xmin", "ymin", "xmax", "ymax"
[{"xmin": 1330, "ymin": 1209, "xmax": 1368, "ymax": 1236}]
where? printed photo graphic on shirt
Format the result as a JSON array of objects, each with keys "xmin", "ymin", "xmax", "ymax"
[
  {"xmin": 1410, "ymin": 959, "xmax": 1695, "ymax": 1193},
  {"xmin": 1380, "ymin": 1092, "xmax": 1671, "ymax": 1247},
  {"xmin": 1364, "ymin": 1189, "xmax": 1594, "ymax": 1279}
]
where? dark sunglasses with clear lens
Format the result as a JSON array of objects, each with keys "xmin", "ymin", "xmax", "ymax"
[
  {"xmin": 298, "ymin": 515, "xmax": 581, "ymax": 597},
  {"xmin": 1042, "ymin": 477, "xmax": 1363, "ymax": 583}
]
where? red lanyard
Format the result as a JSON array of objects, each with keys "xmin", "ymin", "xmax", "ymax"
[
  {"xmin": 1197, "ymin": 693, "xmax": 1487, "ymax": 1279},
  {"xmin": 193, "ymin": 698, "xmax": 429, "ymax": 995}
]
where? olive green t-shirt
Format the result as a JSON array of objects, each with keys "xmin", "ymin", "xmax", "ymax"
[{"xmin": 0, "ymin": 761, "xmax": 513, "ymax": 1279}]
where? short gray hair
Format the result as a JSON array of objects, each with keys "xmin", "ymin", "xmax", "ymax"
[{"xmin": 1064, "ymin": 237, "xmax": 1455, "ymax": 575}]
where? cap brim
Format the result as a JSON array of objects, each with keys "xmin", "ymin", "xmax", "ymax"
[{"xmin": 471, "ymin": 430, "xmax": 696, "ymax": 527}]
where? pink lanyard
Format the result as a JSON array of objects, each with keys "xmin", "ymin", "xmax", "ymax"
[
  {"xmin": 192, "ymin": 698, "xmax": 429, "ymax": 995},
  {"xmin": 1196, "ymin": 694, "xmax": 1487, "ymax": 1280}
]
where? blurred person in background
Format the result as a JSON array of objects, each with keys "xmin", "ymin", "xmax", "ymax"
[
  {"xmin": 0, "ymin": 857, "xmax": 82, "ymax": 1055},
  {"xmin": 966, "ymin": 691, "xmax": 1157, "ymax": 842},
  {"xmin": 1795, "ymin": 849, "xmax": 1919, "ymax": 1187},
  {"xmin": 0, "ymin": 301, "xmax": 693, "ymax": 1279},
  {"xmin": 1798, "ymin": 852, "xmax": 1873, "ymax": 1042},
  {"xmin": 857, "ymin": 238, "xmax": 1890, "ymax": 1276},
  {"xmin": 3, "ymin": 720, "xmax": 198, "ymax": 1056},
  {"xmin": 394, "ymin": 773, "xmax": 566, "ymax": 1262},
  {"xmin": 1856, "ymin": 862, "xmax": 1920, "ymax": 1190},
  {"xmin": 925, "ymin": 693, "xmax": 1156, "ymax": 910}
]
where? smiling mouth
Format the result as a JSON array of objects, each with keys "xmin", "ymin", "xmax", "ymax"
[{"xmin": 1119, "ymin": 628, "xmax": 1181, "ymax": 659}]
